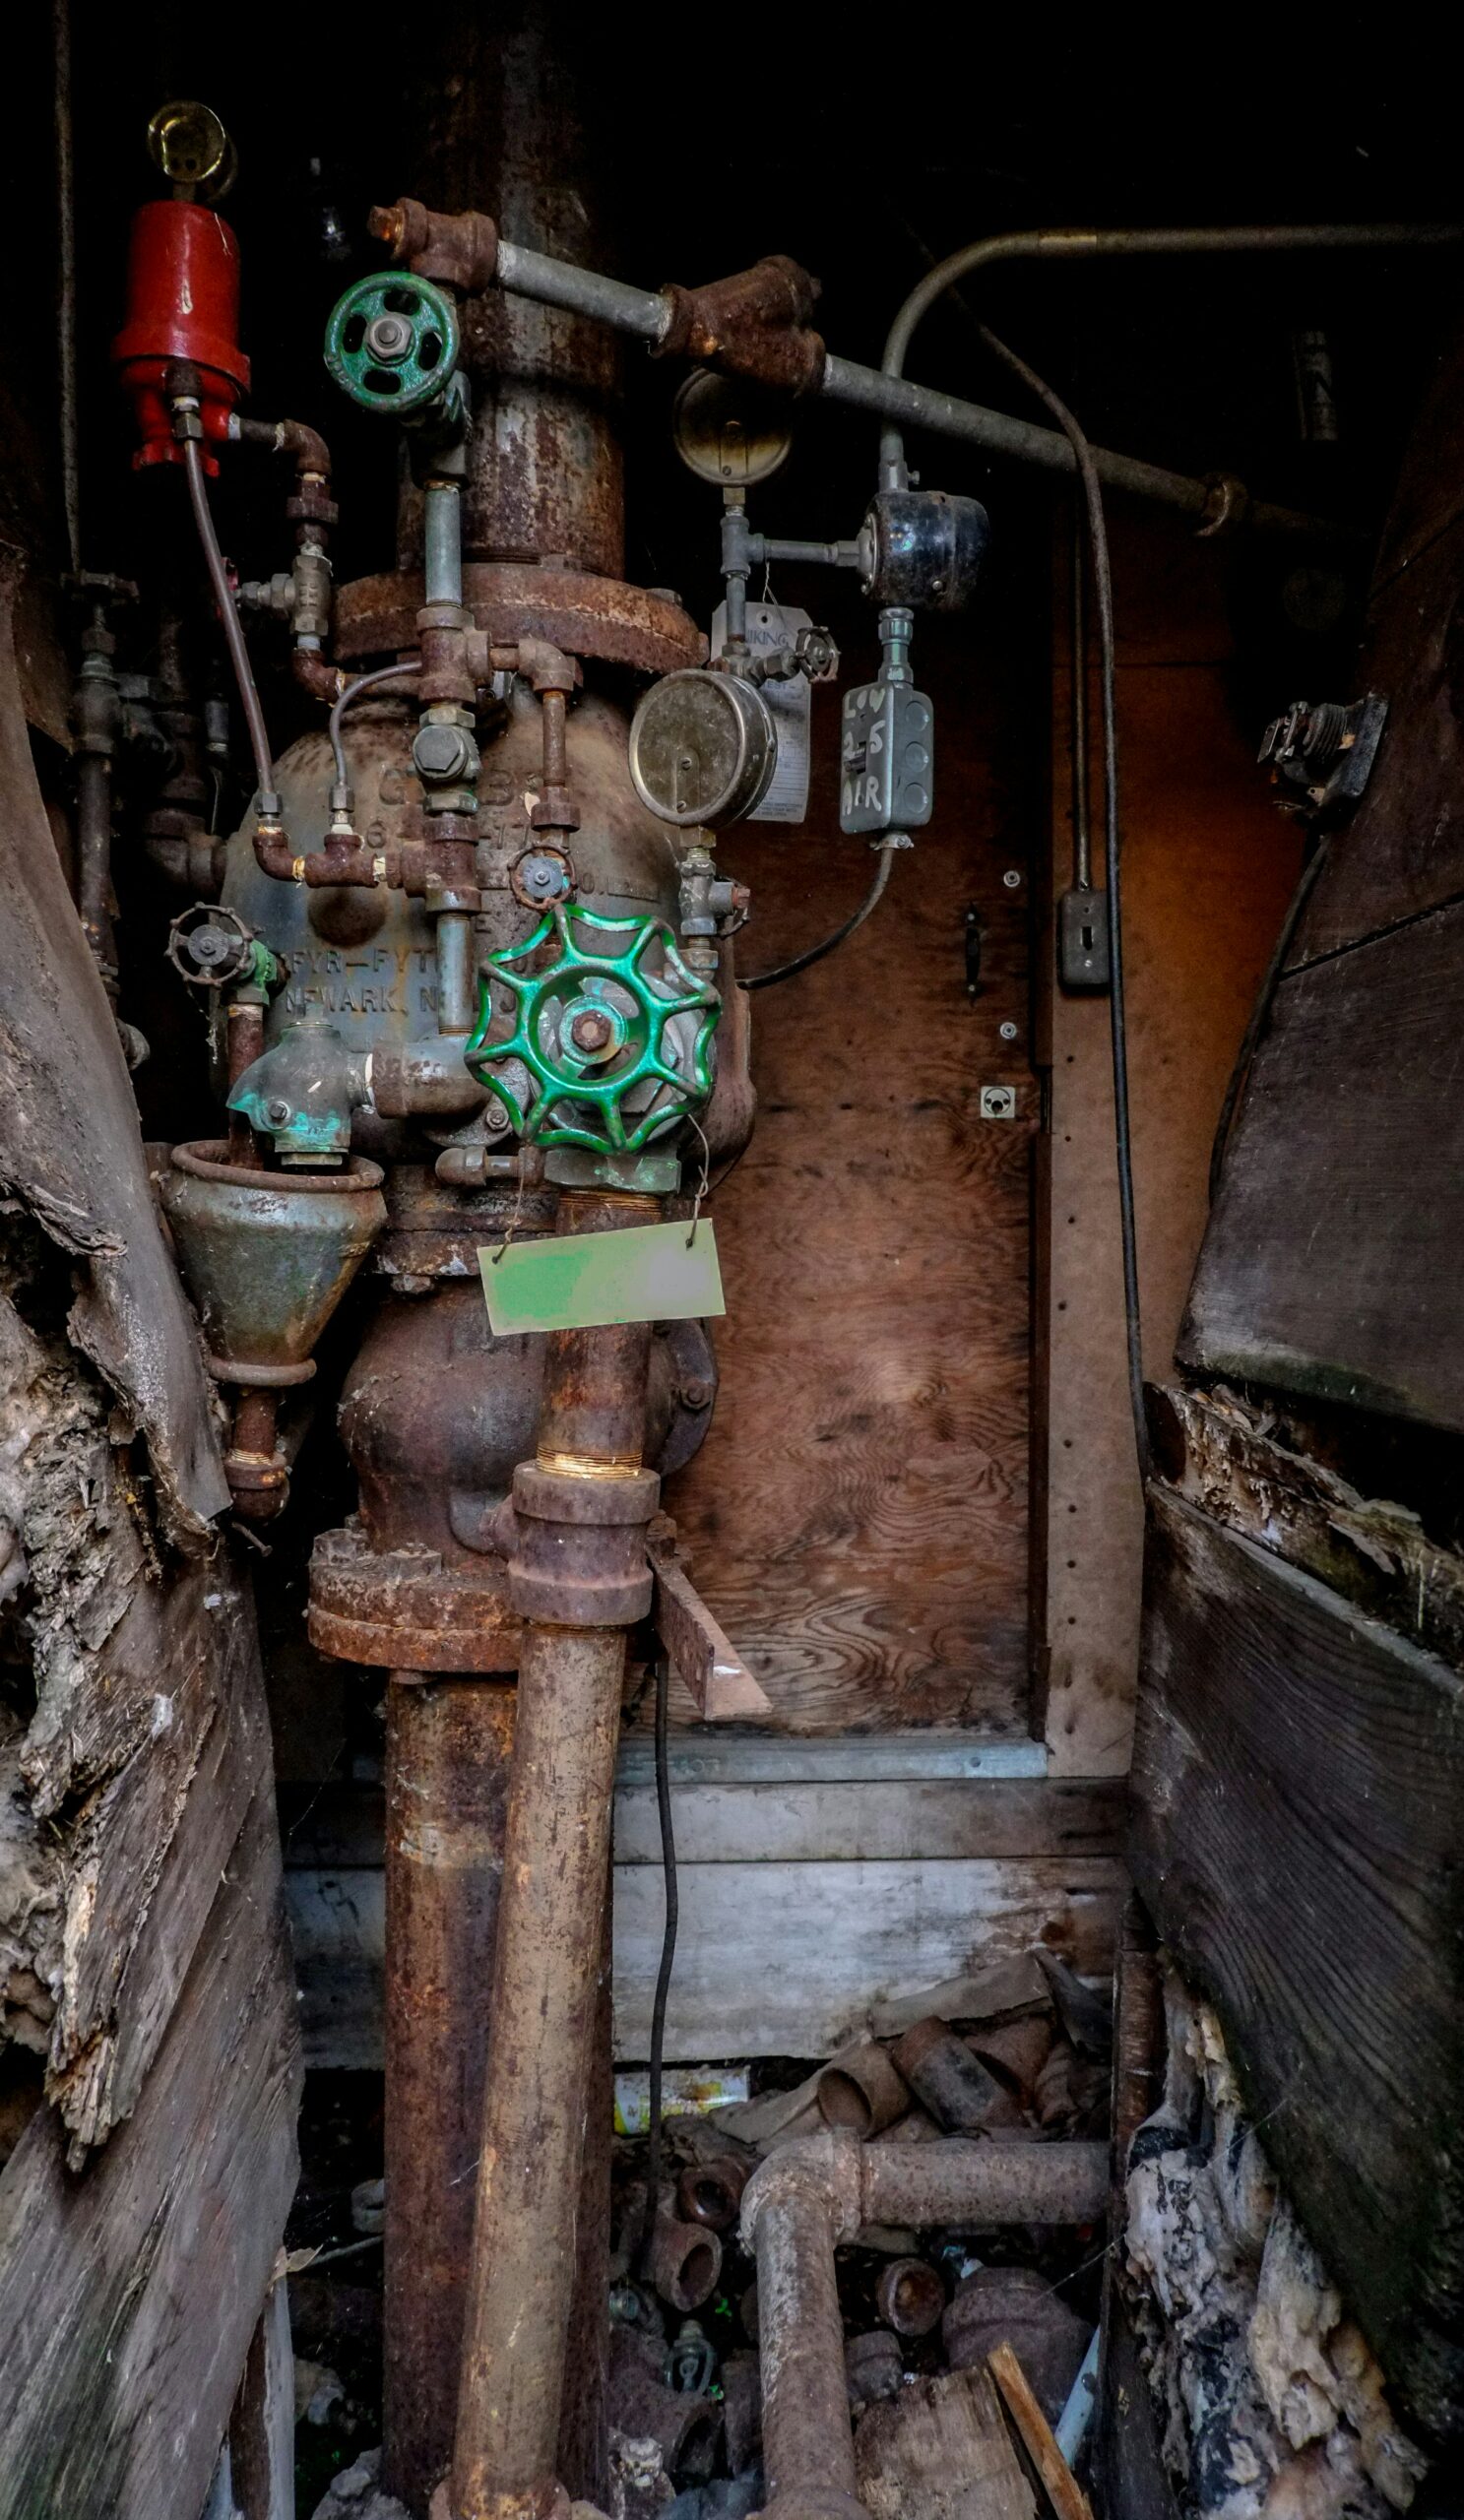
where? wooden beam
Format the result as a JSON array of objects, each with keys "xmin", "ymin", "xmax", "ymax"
[{"xmin": 1131, "ymin": 1490, "xmax": 1464, "ymax": 2441}]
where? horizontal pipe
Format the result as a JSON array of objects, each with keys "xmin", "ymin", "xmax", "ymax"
[
  {"xmin": 739, "ymin": 2130, "xmax": 1107, "ymax": 2520},
  {"xmin": 880, "ymin": 221, "xmax": 1464, "ymax": 379},
  {"xmin": 822, "ymin": 351, "xmax": 1325, "ymax": 536},
  {"xmin": 495, "ymin": 238, "xmax": 670, "ymax": 343},
  {"xmin": 486, "ymin": 234, "xmax": 1357, "ymax": 542}
]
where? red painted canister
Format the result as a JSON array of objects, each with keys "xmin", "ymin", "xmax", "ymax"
[{"xmin": 112, "ymin": 199, "xmax": 250, "ymax": 471}]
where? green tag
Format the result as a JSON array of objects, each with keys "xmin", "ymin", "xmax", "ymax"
[{"xmin": 479, "ymin": 1221, "xmax": 725, "ymax": 1336}]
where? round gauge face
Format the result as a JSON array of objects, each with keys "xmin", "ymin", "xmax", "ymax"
[
  {"xmin": 672, "ymin": 368, "xmax": 795, "ymax": 487},
  {"xmin": 628, "ymin": 671, "xmax": 775, "ymax": 829}
]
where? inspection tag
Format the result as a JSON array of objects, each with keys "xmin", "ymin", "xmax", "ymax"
[{"xmin": 478, "ymin": 1220, "xmax": 725, "ymax": 1336}]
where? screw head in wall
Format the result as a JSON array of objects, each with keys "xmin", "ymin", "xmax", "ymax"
[
  {"xmin": 1002, "ymin": 868, "xmax": 1022, "ymax": 890},
  {"xmin": 998, "ymin": 1020, "xmax": 1018, "ymax": 1041}
]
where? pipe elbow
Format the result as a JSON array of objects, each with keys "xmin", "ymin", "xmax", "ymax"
[
  {"xmin": 739, "ymin": 2129, "xmax": 865, "ymax": 2252},
  {"xmin": 291, "ymin": 649, "xmax": 349, "ymax": 706},
  {"xmin": 253, "ymin": 824, "xmax": 300, "ymax": 882}
]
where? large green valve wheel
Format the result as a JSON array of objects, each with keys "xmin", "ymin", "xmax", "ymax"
[
  {"xmin": 323, "ymin": 272, "xmax": 460, "ymax": 414},
  {"xmin": 467, "ymin": 906, "xmax": 720, "ymax": 1156}
]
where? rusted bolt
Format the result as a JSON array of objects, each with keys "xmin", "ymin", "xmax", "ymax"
[
  {"xmin": 679, "ymin": 1378, "xmax": 713, "ymax": 1412},
  {"xmin": 569, "ymin": 1008, "xmax": 614, "ymax": 1054},
  {"xmin": 266, "ymin": 1097, "xmax": 291, "ymax": 1125}
]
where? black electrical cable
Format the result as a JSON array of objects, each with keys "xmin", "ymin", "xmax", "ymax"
[
  {"xmin": 642, "ymin": 1648, "xmax": 678, "ymax": 2245},
  {"xmin": 1207, "ymin": 834, "xmax": 1331, "ymax": 1207},
  {"xmin": 743, "ymin": 844, "xmax": 895, "ymax": 990},
  {"xmin": 972, "ymin": 319, "xmax": 1151, "ymax": 1484}
]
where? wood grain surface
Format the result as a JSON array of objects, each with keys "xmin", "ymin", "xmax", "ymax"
[
  {"xmin": 1038, "ymin": 522, "xmax": 1299, "ymax": 1775},
  {"xmin": 1180, "ymin": 895, "xmax": 1464, "ymax": 1431},
  {"xmin": 667, "ymin": 595, "xmax": 1035, "ymax": 1734},
  {"xmin": 1131, "ymin": 1489, "xmax": 1464, "ymax": 2442}
]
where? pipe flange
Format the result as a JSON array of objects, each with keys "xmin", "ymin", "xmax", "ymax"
[
  {"xmin": 336, "ymin": 566, "xmax": 707, "ymax": 675},
  {"xmin": 206, "ymin": 1353, "xmax": 318, "ymax": 1389}
]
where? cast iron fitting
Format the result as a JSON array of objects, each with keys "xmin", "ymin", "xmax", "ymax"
[
  {"xmin": 873, "ymin": 2257, "xmax": 945, "ymax": 2339},
  {"xmin": 504, "ymin": 1460, "xmax": 660, "ymax": 1627},
  {"xmin": 675, "ymin": 2157, "xmax": 750, "ymax": 2233},
  {"xmin": 657, "ymin": 256, "xmax": 826, "ymax": 395},
  {"xmin": 369, "ymin": 196, "xmax": 500, "ymax": 295},
  {"xmin": 648, "ymin": 2209, "xmax": 724, "ymax": 2312},
  {"xmin": 815, "ymin": 2044, "xmax": 910, "ymax": 2137},
  {"xmin": 367, "ymin": 1034, "xmax": 488, "ymax": 1119}
]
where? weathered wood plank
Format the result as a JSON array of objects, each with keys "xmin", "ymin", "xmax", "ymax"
[
  {"xmin": 281, "ymin": 1774, "xmax": 1125, "ymax": 1870},
  {"xmin": 668, "ymin": 594, "xmax": 1034, "ymax": 1735},
  {"xmin": 1130, "ymin": 1489, "xmax": 1464, "ymax": 2441},
  {"xmin": 1150, "ymin": 1381, "xmax": 1464, "ymax": 1670},
  {"xmin": 1037, "ymin": 529, "xmax": 1299, "ymax": 1778},
  {"xmin": 286, "ymin": 1853, "xmax": 1123, "ymax": 2067},
  {"xmin": 0, "ymin": 1776, "xmax": 301, "ymax": 2520},
  {"xmin": 1179, "ymin": 896, "xmax": 1464, "ymax": 1432}
]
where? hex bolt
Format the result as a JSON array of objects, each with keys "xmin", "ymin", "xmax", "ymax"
[
  {"xmin": 266, "ymin": 1098, "xmax": 291, "ymax": 1126},
  {"xmin": 1002, "ymin": 868, "xmax": 1023, "ymax": 890},
  {"xmin": 364, "ymin": 312, "xmax": 414, "ymax": 364},
  {"xmin": 414, "ymin": 722, "xmax": 473, "ymax": 784},
  {"xmin": 569, "ymin": 1009, "xmax": 614, "ymax": 1054}
]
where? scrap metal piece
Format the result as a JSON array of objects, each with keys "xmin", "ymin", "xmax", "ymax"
[{"xmin": 646, "ymin": 1522, "xmax": 771, "ymax": 1721}]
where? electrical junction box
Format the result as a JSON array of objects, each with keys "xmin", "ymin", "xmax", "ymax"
[{"xmin": 840, "ymin": 679, "xmax": 934, "ymax": 837}]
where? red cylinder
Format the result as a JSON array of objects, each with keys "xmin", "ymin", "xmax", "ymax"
[{"xmin": 112, "ymin": 200, "xmax": 250, "ymax": 472}]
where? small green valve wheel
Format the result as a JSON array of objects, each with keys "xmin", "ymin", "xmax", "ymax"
[
  {"xmin": 467, "ymin": 906, "xmax": 720, "ymax": 1156},
  {"xmin": 323, "ymin": 272, "xmax": 460, "ymax": 414}
]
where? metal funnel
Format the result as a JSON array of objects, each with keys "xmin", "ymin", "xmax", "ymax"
[{"xmin": 162, "ymin": 1141, "xmax": 387, "ymax": 1379}]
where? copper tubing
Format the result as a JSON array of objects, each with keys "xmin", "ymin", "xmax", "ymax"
[{"xmin": 448, "ymin": 1622, "xmax": 627, "ymax": 2520}]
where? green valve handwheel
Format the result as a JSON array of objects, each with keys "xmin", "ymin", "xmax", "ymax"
[
  {"xmin": 323, "ymin": 272, "xmax": 460, "ymax": 414},
  {"xmin": 467, "ymin": 906, "xmax": 720, "ymax": 1156}
]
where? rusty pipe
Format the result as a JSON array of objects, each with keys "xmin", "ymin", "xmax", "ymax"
[
  {"xmin": 445, "ymin": 1622, "xmax": 627, "ymax": 2520},
  {"xmin": 739, "ymin": 2131, "xmax": 1108, "ymax": 2520},
  {"xmin": 447, "ymin": 1197, "xmax": 659, "ymax": 2520}
]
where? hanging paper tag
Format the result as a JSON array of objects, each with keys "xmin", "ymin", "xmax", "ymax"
[{"xmin": 479, "ymin": 1222, "xmax": 726, "ymax": 1336}]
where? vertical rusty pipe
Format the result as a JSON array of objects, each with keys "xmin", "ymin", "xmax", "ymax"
[
  {"xmin": 447, "ymin": 1622, "xmax": 627, "ymax": 2520},
  {"xmin": 752, "ymin": 2174, "xmax": 862, "ymax": 2520},
  {"xmin": 555, "ymin": 1857, "xmax": 613, "ymax": 2513},
  {"xmin": 226, "ymin": 1000, "xmax": 266, "ymax": 1165},
  {"xmin": 384, "ymin": 1674, "xmax": 517, "ymax": 2518},
  {"xmin": 444, "ymin": 1194, "xmax": 657, "ymax": 2520}
]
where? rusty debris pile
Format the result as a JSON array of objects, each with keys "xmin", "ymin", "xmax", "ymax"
[
  {"xmin": 1122, "ymin": 1978, "xmax": 1429, "ymax": 2520},
  {"xmin": 299, "ymin": 1949, "xmax": 1111, "ymax": 2519}
]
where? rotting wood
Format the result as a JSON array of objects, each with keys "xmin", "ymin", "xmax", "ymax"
[
  {"xmin": 1180, "ymin": 894, "xmax": 1464, "ymax": 1435},
  {"xmin": 1149, "ymin": 1380, "xmax": 1464, "ymax": 1669},
  {"xmin": 0, "ymin": 1776, "xmax": 301, "ymax": 2520},
  {"xmin": 228, "ymin": 2281, "xmax": 295, "ymax": 2520},
  {"xmin": 1131, "ymin": 1489, "xmax": 1464, "ymax": 2442},
  {"xmin": 0, "ymin": 554, "xmax": 225, "ymax": 1537},
  {"xmin": 987, "ymin": 2342, "xmax": 1094, "ymax": 2520},
  {"xmin": 0, "ymin": 1222, "xmax": 269, "ymax": 2159},
  {"xmin": 856, "ymin": 2362, "xmax": 1035, "ymax": 2520}
]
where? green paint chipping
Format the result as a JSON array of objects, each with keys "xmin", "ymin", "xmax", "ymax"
[
  {"xmin": 323, "ymin": 271, "xmax": 460, "ymax": 414},
  {"xmin": 479, "ymin": 1221, "xmax": 725, "ymax": 1336}
]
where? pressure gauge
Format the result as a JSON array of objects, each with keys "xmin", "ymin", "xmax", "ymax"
[{"xmin": 628, "ymin": 669, "xmax": 778, "ymax": 829}]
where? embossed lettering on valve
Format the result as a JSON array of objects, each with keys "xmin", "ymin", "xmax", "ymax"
[{"xmin": 281, "ymin": 941, "xmax": 439, "ymax": 1025}]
